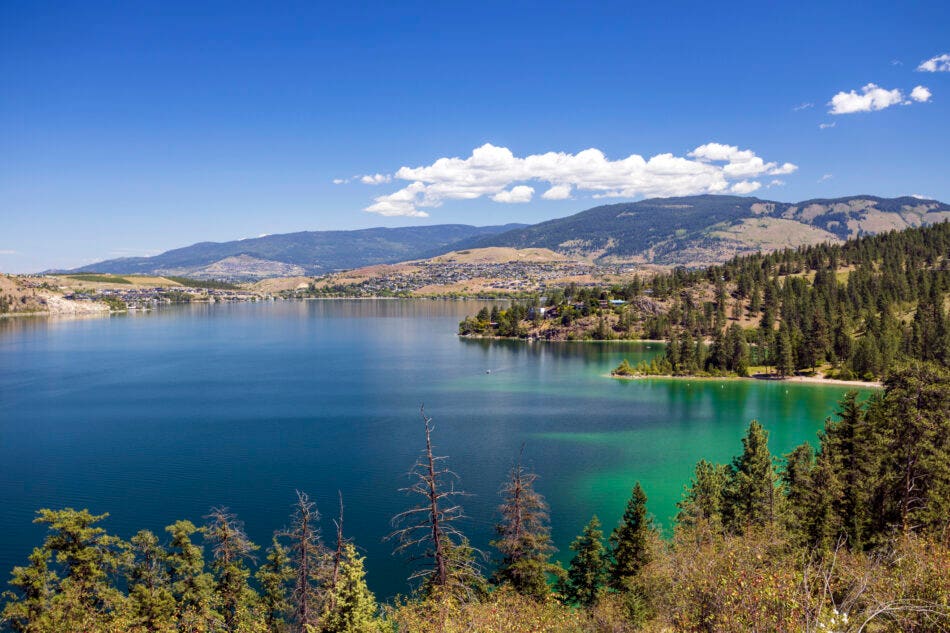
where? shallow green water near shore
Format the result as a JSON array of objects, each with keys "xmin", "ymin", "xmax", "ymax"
[{"xmin": 0, "ymin": 300, "xmax": 873, "ymax": 597}]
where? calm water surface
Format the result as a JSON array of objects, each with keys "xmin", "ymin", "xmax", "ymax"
[{"xmin": 0, "ymin": 300, "xmax": 872, "ymax": 597}]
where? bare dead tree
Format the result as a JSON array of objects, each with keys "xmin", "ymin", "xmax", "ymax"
[
  {"xmin": 327, "ymin": 490, "xmax": 345, "ymax": 613},
  {"xmin": 281, "ymin": 491, "xmax": 328, "ymax": 633},
  {"xmin": 387, "ymin": 406, "xmax": 482, "ymax": 600},
  {"xmin": 799, "ymin": 536, "xmax": 950, "ymax": 633},
  {"xmin": 799, "ymin": 536, "xmax": 850, "ymax": 633}
]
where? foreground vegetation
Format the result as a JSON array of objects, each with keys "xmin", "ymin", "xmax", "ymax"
[
  {"xmin": 461, "ymin": 222, "xmax": 949, "ymax": 381},
  {"xmin": 3, "ymin": 362, "xmax": 948, "ymax": 632}
]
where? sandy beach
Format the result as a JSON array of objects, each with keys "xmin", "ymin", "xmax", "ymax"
[{"xmin": 609, "ymin": 371, "xmax": 882, "ymax": 389}]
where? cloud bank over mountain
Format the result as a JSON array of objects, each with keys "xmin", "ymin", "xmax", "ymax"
[{"xmin": 362, "ymin": 143, "xmax": 798, "ymax": 217}]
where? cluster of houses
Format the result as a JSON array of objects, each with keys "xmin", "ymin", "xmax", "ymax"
[
  {"xmin": 319, "ymin": 260, "xmax": 631, "ymax": 296},
  {"xmin": 528, "ymin": 298, "xmax": 628, "ymax": 319},
  {"xmin": 65, "ymin": 286, "xmax": 261, "ymax": 309}
]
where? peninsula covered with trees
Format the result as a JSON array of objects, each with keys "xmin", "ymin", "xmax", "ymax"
[
  {"xmin": 3, "ymin": 363, "xmax": 948, "ymax": 632},
  {"xmin": 460, "ymin": 222, "xmax": 949, "ymax": 382}
]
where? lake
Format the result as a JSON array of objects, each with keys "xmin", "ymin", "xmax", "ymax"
[{"xmin": 0, "ymin": 300, "xmax": 872, "ymax": 598}]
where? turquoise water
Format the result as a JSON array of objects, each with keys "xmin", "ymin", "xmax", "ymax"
[{"xmin": 0, "ymin": 300, "xmax": 871, "ymax": 597}]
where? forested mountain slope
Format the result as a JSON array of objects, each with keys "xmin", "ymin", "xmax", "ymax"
[{"xmin": 62, "ymin": 224, "xmax": 526, "ymax": 280}]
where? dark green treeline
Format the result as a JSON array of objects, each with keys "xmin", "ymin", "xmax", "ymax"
[{"xmin": 463, "ymin": 221, "xmax": 950, "ymax": 380}]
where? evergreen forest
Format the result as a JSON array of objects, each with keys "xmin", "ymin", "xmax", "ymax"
[{"xmin": 460, "ymin": 222, "xmax": 950, "ymax": 381}]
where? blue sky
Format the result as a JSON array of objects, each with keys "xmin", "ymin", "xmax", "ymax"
[{"xmin": 2, "ymin": 1, "xmax": 949, "ymax": 272}]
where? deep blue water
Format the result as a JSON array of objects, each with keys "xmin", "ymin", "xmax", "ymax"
[{"xmin": 0, "ymin": 300, "xmax": 869, "ymax": 598}]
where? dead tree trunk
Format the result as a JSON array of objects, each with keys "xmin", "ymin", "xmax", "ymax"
[{"xmin": 387, "ymin": 406, "xmax": 480, "ymax": 599}]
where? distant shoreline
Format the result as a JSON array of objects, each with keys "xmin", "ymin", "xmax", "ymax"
[
  {"xmin": 459, "ymin": 333, "xmax": 667, "ymax": 343},
  {"xmin": 0, "ymin": 295, "xmax": 511, "ymax": 322},
  {"xmin": 608, "ymin": 372, "xmax": 882, "ymax": 389}
]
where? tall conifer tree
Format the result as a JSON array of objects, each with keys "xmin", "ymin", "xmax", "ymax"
[
  {"xmin": 723, "ymin": 421, "xmax": 779, "ymax": 532},
  {"xmin": 562, "ymin": 516, "xmax": 607, "ymax": 607},
  {"xmin": 491, "ymin": 451, "xmax": 557, "ymax": 599},
  {"xmin": 608, "ymin": 483, "xmax": 656, "ymax": 591}
]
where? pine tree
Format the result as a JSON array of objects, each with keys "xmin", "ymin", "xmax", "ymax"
[
  {"xmin": 666, "ymin": 330, "xmax": 681, "ymax": 370},
  {"xmin": 872, "ymin": 363, "xmax": 950, "ymax": 537},
  {"xmin": 774, "ymin": 324, "xmax": 794, "ymax": 377},
  {"xmin": 126, "ymin": 529, "xmax": 176, "ymax": 632},
  {"xmin": 1, "ymin": 547, "xmax": 56, "ymax": 632},
  {"xmin": 490, "ymin": 452, "xmax": 557, "ymax": 599},
  {"xmin": 320, "ymin": 543, "xmax": 378, "ymax": 633},
  {"xmin": 782, "ymin": 444, "xmax": 815, "ymax": 541},
  {"xmin": 205, "ymin": 507, "xmax": 259, "ymax": 633},
  {"xmin": 806, "ymin": 311, "xmax": 830, "ymax": 372},
  {"xmin": 807, "ymin": 449, "xmax": 845, "ymax": 550},
  {"xmin": 30, "ymin": 509, "xmax": 126, "ymax": 624},
  {"xmin": 676, "ymin": 459, "xmax": 728, "ymax": 529},
  {"xmin": 256, "ymin": 536, "xmax": 293, "ymax": 633},
  {"xmin": 679, "ymin": 329, "xmax": 695, "ymax": 373},
  {"xmin": 820, "ymin": 391, "xmax": 874, "ymax": 549},
  {"xmin": 722, "ymin": 421, "xmax": 779, "ymax": 532},
  {"xmin": 563, "ymin": 516, "xmax": 607, "ymax": 607},
  {"xmin": 781, "ymin": 443, "xmax": 844, "ymax": 549},
  {"xmin": 166, "ymin": 519, "xmax": 218, "ymax": 631},
  {"xmin": 608, "ymin": 483, "xmax": 656, "ymax": 591}
]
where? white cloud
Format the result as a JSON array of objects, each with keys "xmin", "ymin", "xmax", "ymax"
[
  {"xmin": 818, "ymin": 174, "xmax": 833, "ymax": 183},
  {"xmin": 918, "ymin": 53, "xmax": 950, "ymax": 72},
  {"xmin": 542, "ymin": 184, "xmax": 573, "ymax": 200},
  {"xmin": 492, "ymin": 185, "xmax": 535, "ymax": 203},
  {"xmin": 911, "ymin": 194, "xmax": 931, "ymax": 200},
  {"xmin": 768, "ymin": 179, "xmax": 786, "ymax": 187},
  {"xmin": 730, "ymin": 180, "xmax": 761, "ymax": 194},
  {"xmin": 0, "ymin": 249, "xmax": 17, "ymax": 255},
  {"xmin": 332, "ymin": 178, "xmax": 347, "ymax": 185},
  {"xmin": 362, "ymin": 142, "xmax": 798, "ymax": 217},
  {"xmin": 793, "ymin": 102, "xmax": 814, "ymax": 111},
  {"xmin": 360, "ymin": 173, "xmax": 392, "ymax": 185},
  {"xmin": 688, "ymin": 142, "xmax": 797, "ymax": 177},
  {"xmin": 829, "ymin": 83, "xmax": 905, "ymax": 114},
  {"xmin": 828, "ymin": 83, "xmax": 932, "ymax": 114},
  {"xmin": 364, "ymin": 181, "xmax": 430, "ymax": 217},
  {"xmin": 910, "ymin": 85, "xmax": 932, "ymax": 103},
  {"xmin": 819, "ymin": 122, "xmax": 836, "ymax": 129},
  {"xmin": 891, "ymin": 59, "xmax": 903, "ymax": 66}
]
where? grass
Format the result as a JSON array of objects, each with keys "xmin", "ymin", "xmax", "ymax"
[
  {"xmin": 66, "ymin": 274, "xmax": 132, "ymax": 284},
  {"xmin": 164, "ymin": 276, "xmax": 240, "ymax": 290}
]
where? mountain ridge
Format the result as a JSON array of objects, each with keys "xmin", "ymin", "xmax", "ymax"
[
  {"xmin": 60, "ymin": 224, "xmax": 527, "ymax": 280},
  {"xmin": 465, "ymin": 194, "xmax": 950, "ymax": 266},
  {"xmin": 64, "ymin": 195, "xmax": 950, "ymax": 279}
]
